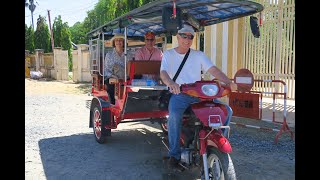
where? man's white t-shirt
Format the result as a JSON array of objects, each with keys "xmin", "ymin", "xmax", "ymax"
[{"xmin": 160, "ymin": 48, "xmax": 214, "ymax": 86}]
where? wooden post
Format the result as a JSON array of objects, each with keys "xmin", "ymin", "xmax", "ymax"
[{"xmin": 47, "ymin": 10, "xmax": 55, "ymax": 54}]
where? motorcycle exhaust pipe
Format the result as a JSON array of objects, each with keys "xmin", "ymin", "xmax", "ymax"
[
  {"xmin": 161, "ymin": 137, "xmax": 190, "ymax": 171},
  {"xmin": 202, "ymin": 153, "xmax": 210, "ymax": 180}
]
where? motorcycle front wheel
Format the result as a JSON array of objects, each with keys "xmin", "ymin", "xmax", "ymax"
[{"xmin": 203, "ymin": 148, "xmax": 236, "ymax": 180}]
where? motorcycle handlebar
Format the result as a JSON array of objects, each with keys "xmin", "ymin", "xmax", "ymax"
[
  {"xmin": 166, "ymin": 85, "xmax": 183, "ymax": 91},
  {"xmin": 167, "ymin": 80, "xmax": 234, "ymax": 97}
]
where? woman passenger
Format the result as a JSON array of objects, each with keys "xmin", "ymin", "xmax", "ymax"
[{"xmin": 104, "ymin": 33, "xmax": 131, "ymax": 104}]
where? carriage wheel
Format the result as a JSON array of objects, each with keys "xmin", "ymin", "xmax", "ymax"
[{"xmin": 91, "ymin": 103, "xmax": 111, "ymax": 144}]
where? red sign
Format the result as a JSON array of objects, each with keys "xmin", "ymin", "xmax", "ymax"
[
  {"xmin": 233, "ymin": 68, "xmax": 254, "ymax": 93},
  {"xmin": 229, "ymin": 92, "xmax": 261, "ymax": 120}
]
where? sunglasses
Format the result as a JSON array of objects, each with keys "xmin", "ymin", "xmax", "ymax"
[
  {"xmin": 145, "ymin": 39, "xmax": 155, "ymax": 41},
  {"xmin": 178, "ymin": 33, "xmax": 194, "ymax": 40}
]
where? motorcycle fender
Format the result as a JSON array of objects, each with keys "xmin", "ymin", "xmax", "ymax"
[
  {"xmin": 200, "ymin": 130, "xmax": 232, "ymax": 154},
  {"xmin": 207, "ymin": 131, "xmax": 232, "ymax": 153}
]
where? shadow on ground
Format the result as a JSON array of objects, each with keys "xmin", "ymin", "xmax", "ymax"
[
  {"xmin": 37, "ymin": 117, "xmax": 295, "ymax": 180},
  {"xmin": 38, "ymin": 128, "xmax": 201, "ymax": 180}
]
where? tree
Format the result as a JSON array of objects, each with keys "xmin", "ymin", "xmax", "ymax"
[
  {"xmin": 25, "ymin": 24, "xmax": 35, "ymax": 53},
  {"xmin": 82, "ymin": 9, "xmax": 100, "ymax": 34},
  {"xmin": 70, "ymin": 0, "xmax": 156, "ymax": 45},
  {"xmin": 60, "ymin": 23, "xmax": 73, "ymax": 71},
  {"xmin": 52, "ymin": 15, "xmax": 63, "ymax": 48},
  {"xmin": 52, "ymin": 16, "xmax": 73, "ymax": 70},
  {"xmin": 60, "ymin": 23, "xmax": 72, "ymax": 51},
  {"xmin": 69, "ymin": 22, "xmax": 87, "ymax": 44},
  {"xmin": 34, "ymin": 15, "xmax": 51, "ymax": 53},
  {"xmin": 25, "ymin": 0, "xmax": 38, "ymax": 30}
]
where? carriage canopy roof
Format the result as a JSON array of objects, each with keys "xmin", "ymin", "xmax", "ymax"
[{"xmin": 87, "ymin": 0, "xmax": 264, "ymax": 38}]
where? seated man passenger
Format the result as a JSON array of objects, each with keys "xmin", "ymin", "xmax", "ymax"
[{"xmin": 134, "ymin": 32, "xmax": 163, "ymax": 61}]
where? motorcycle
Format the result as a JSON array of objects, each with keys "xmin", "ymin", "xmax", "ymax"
[
  {"xmin": 161, "ymin": 80, "xmax": 236, "ymax": 180},
  {"xmin": 85, "ymin": 1, "xmax": 263, "ymax": 179}
]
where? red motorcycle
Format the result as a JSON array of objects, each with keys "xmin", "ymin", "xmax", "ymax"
[
  {"xmin": 160, "ymin": 80, "xmax": 236, "ymax": 180},
  {"xmin": 85, "ymin": 1, "xmax": 263, "ymax": 179}
]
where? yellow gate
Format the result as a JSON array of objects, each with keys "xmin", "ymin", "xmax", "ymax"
[
  {"xmin": 243, "ymin": 0, "xmax": 295, "ymax": 99},
  {"xmin": 25, "ymin": 57, "xmax": 31, "ymax": 78}
]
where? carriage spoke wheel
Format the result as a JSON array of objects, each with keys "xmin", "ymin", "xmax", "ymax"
[
  {"xmin": 93, "ymin": 108, "xmax": 102, "ymax": 139},
  {"xmin": 91, "ymin": 105, "xmax": 110, "ymax": 144}
]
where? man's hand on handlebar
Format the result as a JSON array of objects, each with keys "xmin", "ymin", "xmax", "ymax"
[{"xmin": 168, "ymin": 81, "xmax": 180, "ymax": 94}]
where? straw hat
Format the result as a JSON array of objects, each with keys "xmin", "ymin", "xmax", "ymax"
[{"xmin": 111, "ymin": 33, "xmax": 125, "ymax": 47}]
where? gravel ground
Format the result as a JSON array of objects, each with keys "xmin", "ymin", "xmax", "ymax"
[{"xmin": 25, "ymin": 79, "xmax": 295, "ymax": 180}]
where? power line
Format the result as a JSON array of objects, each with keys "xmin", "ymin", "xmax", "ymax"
[
  {"xmin": 52, "ymin": 2, "xmax": 97, "ymax": 13},
  {"xmin": 25, "ymin": 1, "xmax": 97, "ymax": 17},
  {"xmin": 25, "ymin": 4, "xmax": 97, "ymax": 25},
  {"xmin": 25, "ymin": 10, "xmax": 47, "ymax": 17},
  {"xmin": 25, "ymin": 0, "xmax": 98, "ymax": 26}
]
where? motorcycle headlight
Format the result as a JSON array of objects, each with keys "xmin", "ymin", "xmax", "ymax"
[{"xmin": 201, "ymin": 84, "xmax": 219, "ymax": 96}]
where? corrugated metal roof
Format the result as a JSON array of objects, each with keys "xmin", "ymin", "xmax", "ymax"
[{"xmin": 87, "ymin": 0, "xmax": 263, "ymax": 38}]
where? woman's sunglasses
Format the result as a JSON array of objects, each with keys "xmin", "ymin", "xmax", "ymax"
[{"xmin": 178, "ymin": 33, "xmax": 194, "ymax": 40}]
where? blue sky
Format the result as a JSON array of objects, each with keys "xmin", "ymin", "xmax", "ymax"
[{"xmin": 25, "ymin": 0, "xmax": 99, "ymax": 28}]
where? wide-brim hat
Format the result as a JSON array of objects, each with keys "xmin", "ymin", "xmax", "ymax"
[{"xmin": 111, "ymin": 33, "xmax": 125, "ymax": 44}]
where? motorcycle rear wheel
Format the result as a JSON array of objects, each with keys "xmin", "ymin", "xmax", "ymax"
[{"xmin": 203, "ymin": 148, "xmax": 236, "ymax": 180}]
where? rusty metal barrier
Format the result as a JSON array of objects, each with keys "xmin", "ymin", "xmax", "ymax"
[
  {"xmin": 249, "ymin": 79, "xmax": 294, "ymax": 143},
  {"xmin": 228, "ymin": 69, "xmax": 294, "ymax": 143},
  {"xmin": 229, "ymin": 79, "xmax": 294, "ymax": 143}
]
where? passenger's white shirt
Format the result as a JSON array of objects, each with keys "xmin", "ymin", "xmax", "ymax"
[{"xmin": 160, "ymin": 48, "xmax": 214, "ymax": 86}]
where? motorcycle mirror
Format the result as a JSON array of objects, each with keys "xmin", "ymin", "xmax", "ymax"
[
  {"xmin": 250, "ymin": 16, "xmax": 260, "ymax": 38},
  {"xmin": 233, "ymin": 69, "xmax": 254, "ymax": 92}
]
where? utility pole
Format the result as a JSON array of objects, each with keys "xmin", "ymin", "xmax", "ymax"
[{"xmin": 47, "ymin": 10, "xmax": 55, "ymax": 52}]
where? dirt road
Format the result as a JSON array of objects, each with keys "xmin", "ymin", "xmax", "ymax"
[{"xmin": 25, "ymin": 79, "xmax": 295, "ymax": 180}]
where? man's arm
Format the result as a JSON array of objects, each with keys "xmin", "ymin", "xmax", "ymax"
[
  {"xmin": 207, "ymin": 66, "xmax": 237, "ymax": 91},
  {"xmin": 160, "ymin": 70, "xmax": 181, "ymax": 94}
]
